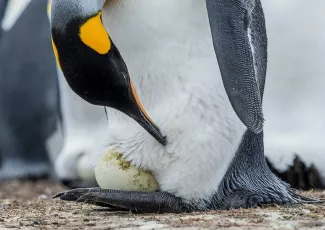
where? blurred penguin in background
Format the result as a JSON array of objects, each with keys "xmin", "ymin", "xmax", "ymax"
[
  {"xmin": 0, "ymin": 0, "xmax": 62, "ymax": 179},
  {"xmin": 263, "ymin": 0, "xmax": 325, "ymax": 189}
]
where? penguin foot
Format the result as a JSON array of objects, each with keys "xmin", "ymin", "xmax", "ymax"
[
  {"xmin": 211, "ymin": 187, "xmax": 322, "ymax": 210},
  {"xmin": 53, "ymin": 187, "xmax": 189, "ymax": 213},
  {"xmin": 210, "ymin": 130, "xmax": 323, "ymax": 210},
  {"xmin": 53, "ymin": 186, "xmax": 322, "ymax": 213}
]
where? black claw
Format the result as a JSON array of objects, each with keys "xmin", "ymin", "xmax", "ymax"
[
  {"xmin": 53, "ymin": 188, "xmax": 96, "ymax": 201},
  {"xmin": 52, "ymin": 192, "xmax": 65, "ymax": 199},
  {"xmin": 288, "ymin": 190, "xmax": 324, "ymax": 204}
]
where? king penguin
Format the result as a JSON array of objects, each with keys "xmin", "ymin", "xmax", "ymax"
[
  {"xmin": 52, "ymin": 0, "xmax": 319, "ymax": 212},
  {"xmin": 0, "ymin": 0, "xmax": 61, "ymax": 179}
]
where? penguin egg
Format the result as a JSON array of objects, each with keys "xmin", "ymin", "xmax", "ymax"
[{"xmin": 94, "ymin": 151, "xmax": 159, "ymax": 192}]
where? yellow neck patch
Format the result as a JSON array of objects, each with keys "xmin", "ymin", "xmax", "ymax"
[
  {"xmin": 79, "ymin": 11, "xmax": 111, "ymax": 54},
  {"xmin": 51, "ymin": 38, "xmax": 61, "ymax": 69}
]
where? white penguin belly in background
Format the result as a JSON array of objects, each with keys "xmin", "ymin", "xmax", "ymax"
[
  {"xmin": 76, "ymin": 154, "xmax": 96, "ymax": 182},
  {"xmin": 94, "ymin": 151, "xmax": 159, "ymax": 192}
]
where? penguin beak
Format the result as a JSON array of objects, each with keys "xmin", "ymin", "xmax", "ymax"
[{"xmin": 128, "ymin": 81, "xmax": 167, "ymax": 146}]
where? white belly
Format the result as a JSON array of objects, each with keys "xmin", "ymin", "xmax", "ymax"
[{"xmin": 99, "ymin": 0, "xmax": 246, "ymax": 201}]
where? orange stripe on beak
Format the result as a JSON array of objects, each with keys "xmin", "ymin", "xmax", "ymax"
[{"xmin": 130, "ymin": 81, "xmax": 155, "ymax": 125}]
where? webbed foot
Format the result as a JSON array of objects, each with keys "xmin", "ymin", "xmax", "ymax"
[
  {"xmin": 211, "ymin": 130, "xmax": 324, "ymax": 210},
  {"xmin": 54, "ymin": 187, "xmax": 189, "ymax": 213}
]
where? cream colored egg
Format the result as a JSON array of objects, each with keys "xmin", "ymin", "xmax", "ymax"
[
  {"xmin": 76, "ymin": 154, "xmax": 96, "ymax": 182},
  {"xmin": 94, "ymin": 151, "xmax": 159, "ymax": 192}
]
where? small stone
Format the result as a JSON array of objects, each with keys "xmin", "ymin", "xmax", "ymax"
[
  {"xmin": 33, "ymin": 220, "xmax": 40, "ymax": 225},
  {"xmin": 39, "ymin": 194, "xmax": 48, "ymax": 199},
  {"xmin": 0, "ymin": 199, "xmax": 12, "ymax": 205}
]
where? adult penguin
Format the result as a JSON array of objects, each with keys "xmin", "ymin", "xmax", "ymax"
[
  {"xmin": 0, "ymin": 0, "xmax": 61, "ymax": 179},
  {"xmin": 52, "ymin": 0, "xmax": 318, "ymax": 212}
]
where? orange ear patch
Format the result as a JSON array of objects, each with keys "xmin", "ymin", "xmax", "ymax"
[
  {"xmin": 79, "ymin": 11, "xmax": 111, "ymax": 54},
  {"xmin": 51, "ymin": 38, "xmax": 61, "ymax": 69}
]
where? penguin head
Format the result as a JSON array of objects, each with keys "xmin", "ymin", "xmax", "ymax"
[{"xmin": 50, "ymin": 0, "xmax": 166, "ymax": 145}]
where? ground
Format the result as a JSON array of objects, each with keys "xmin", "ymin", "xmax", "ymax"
[{"xmin": 1, "ymin": 180, "xmax": 325, "ymax": 230}]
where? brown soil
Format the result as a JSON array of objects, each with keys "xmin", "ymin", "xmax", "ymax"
[{"xmin": 0, "ymin": 180, "xmax": 325, "ymax": 230}]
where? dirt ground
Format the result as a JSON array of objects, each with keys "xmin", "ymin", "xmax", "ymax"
[{"xmin": 0, "ymin": 180, "xmax": 325, "ymax": 230}]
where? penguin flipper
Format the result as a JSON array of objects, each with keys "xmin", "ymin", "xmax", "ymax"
[
  {"xmin": 206, "ymin": 0, "xmax": 267, "ymax": 133},
  {"xmin": 54, "ymin": 188, "xmax": 188, "ymax": 213}
]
